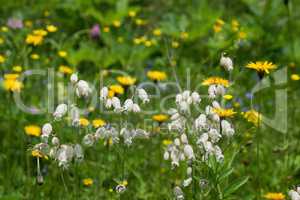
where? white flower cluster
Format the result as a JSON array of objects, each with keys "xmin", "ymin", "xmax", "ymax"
[
  {"xmin": 220, "ymin": 53, "xmax": 233, "ymax": 72},
  {"xmin": 70, "ymin": 73, "xmax": 92, "ymax": 98},
  {"xmin": 208, "ymin": 84, "xmax": 226, "ymax": 99},
  {"xmin": 289, "ymin": 187, "xmax": 300, "ymax": 200},
  {"xmin": 100, "ymin": 87, "xmax": 149, "ymax": 113}
]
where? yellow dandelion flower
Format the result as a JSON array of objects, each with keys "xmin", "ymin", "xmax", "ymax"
[
  {"xmin": 12, "ymin": 65, "xmax": 22, "ymax": 72},
  {"xmin": 1, "ymin": 26, "xmax": 8, "ymax": 32},
  {"xmin": 31, "ymin": 150, "xmax": 43, "ymax": 158},
  {"xmin": 83, "ymin": 178, "xmax": 93, "ymax": 186},
  {"xmin": 153, "ymin": 28, "xmax": 162, "ymax": 36},
  {"xmin": 180, "ymin": 32, "xmax": 189, "ymax": 39},
  {"xmin": 0, "ymin": 54, "xmax": 5, "ymax": 63},
  {"xmin": 152, "ymin": 114, "xmax": 169, "ymax": 123},
  {"xmin": 213, "ymin": 25, "xmax": 222, "ymax": 33},
  {"xmin": 202, "ymin": 77, "xmax": 230, "ymax": 87},
  {"xmin": 109, "ymin": 84, "xmax": 124, "ymax": 95},
  {"xmin": 92, "ymin": 119, "xmax": 106, "ymax": 128},
  {"xmin": 4, "ymin": 73, "xmax": 19, "ymax": 80},
  {"xmin": 58, "ymin": 51, "xmax": 67, "ymax": 58},
  {"xmin": 79, "ymin": 118, "xmax": 90, "ymax": 127},
  {"xmin": 59, "ymin": 65, "xmax": 73, "ymax": 74},
  {"xmin": 263, "ymin": 192, "xmax": 285, "ymax": 200},
  {"xmin": 108, "ymin": 90, "xmax": 115, "ymax": 98},
  {"xmin": 30, "ymin": 54, "xmax": 40, "ymax": 60},
  {"xmin": 231, "ymin": 19, "xmax": 239, "ymax": 32},
  {"xmin": 216, "ymin": 19, "xmax": 225, "ymax": 26},
  {"xmin": 26, "ymin": 34, "xmax": 44, "ymax": 46},
  {"xmin": 46, "ymin": 25, "xmax": 57, "ymax": 32},
  {"xmin": 103, "ymin": 26, "xmax": 110, "ymax": 33},
  {"xmin": 128, "ymin": 10, "xmax": 136, "ymax": 17},
  {"xmin": 147, "ymin": 70, "xmax": 167, "ymax": 81},
  {"xmin": 133, "ymin": 37, "xmax": 142, "ymax": 45},
  {"xmin": 238, "ymin": 31, "xmax": 247, "ymax": 39},
  {"xmin": 291, "ymin": 74, "xmax": 300, "ymax": 81},
  {"xmin": 135, "ymin": 18, "xmax": 146, "ymax": 26},
  {"xmin": 213, "ymin": 18, "xmax": 225, "ymax": 33},
  {"xmin": 144, "ymin": 40, "xmax": 152, "ymax": 47},
  {"xmin": 121, "ymin": 180, "xmax": 128, "ymax": 186},
  {"xmin": 171, "ymin": 41, "xmax": 179, "ymax": 48},
  {"xmin": 113, "ymin": 20, "xmax": 121, "ymax": 28},
  {"xmin": 213, "ymin": 108, "xmax": 236, "ymax": 118},
  {"xmin": 246, "ymin": 61, "xmax": 277, "ymax": 75},
  {"xmin": 223, "ymin": 94, "xmax": 233, "ymax": 100},
  {"xmin": 24, "ymin": 125, "xmax": 41, "ymax": 137},
  {"xmin": 116, "ymin": 76, "xmax": 136, "ymax": 86},
  {"xmin": 3, "ymin": 79, "xmax": 23, "ymax": 92},
  {"xmin": 33, "ymin": 29, "xmax": 47, "ymax": 36},
  {"xmin": 242, "ymin": 109, "xmax": 262, "ymax": 127},
  {"xmin": 163, "ymin": 139, "xmax": 172, "ymax": 146}
]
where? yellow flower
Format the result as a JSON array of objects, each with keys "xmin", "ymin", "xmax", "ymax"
[
  {"xmin": 58, "ymin": 51, "xmax": 67, "ymax": 58},
  {"xmin": 0, "ymin": 54, "xmax": 5, "ymax": 63},
  {"xmin": 246, "ymin": 61, "xmax": 277, "ymax": 75},
  {"xmin": 26, "ymin": 34, "xmax": 44, "ymax": 46},
  {"xmin": 202, "ymin": 77, "xmax": 230, "ymax": 87},
  {"xmin": 25, "ymin": 20, "xmax": 33, "ymax": 27},
  {"xmin": 13, "ymin": 65, "xmax": 22, "ymax": 72},
  {"xmin": 231, "ymin": 19, "xmax": 239, "ymax": 32},
  {"xmin": 263, "ymin": 192, "xmax": 285, "ymax": 200},
  {"xmin": 3, "ymin": 74, "xmax": 23, "ymax": 92},
  {"xmin": 121, "ymin": 180, "xmax": 128, "ymax": 186},
  {"xmin": 153, "ymin": 28, "xmax": 162, "ymax": 36},
  {"xmin": 144, "ymin": 40, "xmax": 152, "ymax": 47},
  {"xmin": 92, "ymin": 119, "xmax": 106, "ymax": 128},
  {"xmin": 46, "ymin": 25, "xmax": 57, "ymax": 32},
  {"xmin": 238, "ymin": 31, "xmax": 247, "ymax": 39},
  {"xmin": 291, "ymin": 74, "xmax": 300, "ymax": 81},
  {"xmin": 0, "ymin": 37, "xmax": 4, "ymax": 44},
  {"xmin": 116, "ymin": 76, "xmax": 136, "ymax": 86},
  {"xmin": 103, "ymin": 26, "xmax": 110, "ymax": 33},
  {"xmin": 213, "ymin": 108, "xmax": 236, "ymax": 118},
  {"xmin": 1, "ymin": 26, "xmax": 8, "ymax": 32},
  {"xmin": 128, "ymin": 11, "xmax": 136, "ymax": 17},
  {"xmin": 213, "ymin": 25, "xmax": 222, "ymax": 33},
  {"xmin": 147, "ymin": 70, "xmax": 167, "ymax": 81},
  {"xmin": 79, "ymin": 118, "xmax": 90, "ymax": 127},
  {"xmin": 59, "ymin": 65, "xmax": 73, "ymax": 74},
  {"xmin": 223, "ymin": 94, "xmax": 233, "ymax": 100},
  {"xmin": 109, "ymin": 84, "xmax": 124, "ymax": 95},
  {"xmin": 171, "ymin": 41, "xmax": 179, "ymax": 48},
  {"xmin": 242, "ymin": 109, "xmax": 262, "ymax": 127},
  {"xmin": 163, "ymin": 139, "xmax": 172, "ymax": 146},
  {"xmin": 33, "ymin": 29, "xmax": 48, "ymax": 36},
  {"xmin": 180, "ymin": 32, "xmax": 189, "ymax": 39},
  {"xmin": 133, "ymin": 37, "xmax": 142, "ymax": 45},
  {"xmin": 152, "ymin": 114, "xmax": 169, "ymax": 123},
  {"xmin": 31, "ymin": 150, "xmax": 44, "ymax": 158},
  {"xmin": 213, "ymin": 18, "xmax": 225, "ymax": 33},
  {"xmin": 216, "ymin": 19, "xmax": 225, "ymax": 26},
  {"xmin": 44, "ymin": 10, "xmax": 50, "ymax": 17},
  {"xmin": 135, "ymin": 18, "xmax": 146, "ymax": 26},
  {"xmin": 30, "ymin": 54, "xmax": 40, "ymax": 60},
  {"xmin": 83, "ymin": 178, "xmax": 93, "ymax": 186},
  {"xmin": 4, "ymin": 73, "xmax": 19, "ymax": 79},
  {"xmin": 113, "ymin": 20, "xmax": 121, "ymax": 28},
  {"xmin": 108, "ymin": 90, "xmax": 115, "ymax": 98},
  {"xmin": 24, "ymin": 125, "xmax": 41, "ymax": 137}
]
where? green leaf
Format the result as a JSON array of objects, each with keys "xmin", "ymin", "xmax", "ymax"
[{"xmin": 223, "ymin": 176, "xmax": 249, "ymax": 197}]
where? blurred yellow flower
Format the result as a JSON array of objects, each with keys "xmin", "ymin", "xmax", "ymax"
[
  {"xmin": 25, "ymin": 20, "xmax": 33, "ymax": 27},
  {"xmin": 79, "ymin": 118, "xmax": 90, "ymax": 127},
  {"xmin": 117, "ymin": 37, "xmax": 124, "ymax": 43},
  {"xmin": 223, "ymin": 94, "xmax": 233, "ymax": 100},
  {"xmin": 24, "ymin": 125, "xmax": 41, "ymax": 137},
  {"xmin": 213, "ymin": 108, "xmax": 236, "ymax": 118},
  {"xmin": 128, "ymin": 10, "xmax": 136, "ymax": 17},
  {"xmin": 0, "ymin": 37, "xmax": 4, "ymax": 44},
  {"xmin": 242, "ymin": 109, "xmax": 262, "ymax": 127},
  {"xmin": 30, "ymin": 54, "xmax": 40, "ymax": 60},
  {"xmin": 263, "ymin": 192, "xmax": 285, "ymax": 200},
  {"xmin": 246, "ymin": 61, "xmax": 277, "ymax": 75},
  {"xmin": 121, "ymin": 180, "xmax": 128, "ymax": 186},
  {"xmin": 33, "ymin": 29, "xmax": 47, "ymax": 36},
  {"xmin": 58, "ymin": 51, "xmax": 67, "ymax": 58},
  {"xmin": 117, "ymin": 76, "xmax": 136, "ymax": 86},
  {"xmin": 0, "ymin": 54, "xmax": 5, "ymax": 63},
  {"xmin": 83, "ymin": 178, "xmax": 93, "ymax": 186},
  {"xmin": 13, "ymin": 65, "xmax": 22, "ymax": 72},
  {"xmin": 135, "ymin": 18, "xmax": 146, "ymax": 26},
  {"xmin": 231, "ymin": 19, "xmax": 239, "ymax": 32},
  {"xmin": 147, "ymin": 70, "xmax": 167, "ymax": 81},
  {"xmin": 202, "ymin": 77, "xmax": 229, "ymax": 87},
  {"xmin": 152, "ymin": 114, "xmax": 169, "ymax": 123},
  {"xmin": 59, "ymin": 65, "xmax": 73, "ymax": 74},
  {"xmin": 238, "ymin": 31, "xmax": 247, "ymax": 39},
  {"xmin": 4, "ymin": 73, "xmax": 19, "ymax": 79},
  {"xmin": 26, "ymin": 34, "xmax": 44, "ymax": 46},
  {"xmin": 1, "ymin": 26, "xmax": 8, "ymax": 32},
  {"xmin": 291, "ymin": 74, "xmax": 300, "ymax": 81},
  {"xmin": 109, "ymin": 84, "xmax": 124, "ymax": 95},
  {"xmin": 108, "ymin": 90, "xmax": 115, "ymax": 98},
  {"xmin": 163, "ymin": 139, "xmax": 172, "ymax": 146},
  {"xmin": 113, "ymin": 20, "xmax": 121, "ymax": 28},
  {"xmin": 92, "ymin": 119, "xmax": 106, "ymax": 128},
  {"xmin": 180, "ymin": 32, "xmax": 189, "ymax": 39},
  {"xmin": 171, "ymin": 41, "xmax": 179, "ymax": 48},
  {"xmin": 153, "ymin": 28, "xmax": 162, "ymax": 36},
  {"xmin": 46, "ymin": 25, "xmax": 57, "ymax": 32},
  {"xmin": 3, "ymin": 73, "xmax": 23, "ymax": 92},
  {"xmin": 214, "ymin": 18, "xmax": 225, "ymax": 33},
  {"xmin": 133, "ymin": 37, "xmax": 142, "ymax": 45},
  {"xmin": 31, "ymin": 150, "xmax": 43, "ymax": 158},
  {"xmin": 144, "ymin": 40, "xmax": 152, "ymax": 47},
  {"xmin": 103, "ymin": 26, "xmax": 110, "ymax": 33}
]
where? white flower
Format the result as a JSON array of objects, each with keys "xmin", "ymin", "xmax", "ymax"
[
  {"xmin": 212, "ymin": 101, "xmax": 220, "ymax": 108},
  {"xmin": 123, "ymin": 99, "xmax": 134, "ymax": 111},
  {"xmin": 220, "ymin": 53, "xmax": 233, "ymax": 71},
  {"xmin": 100, "ymin": 87, "xmax": 108, "ymax": 100},
  {"xmin": 174, "ymin": 138, "xmax": 181, "ymax": 146},
  {"xmin": 70, "ymin": 106, "xmax": 80, "ymax": 126},
  {"xmin": 111, "ymin": 97, "xmax": 121, "ymax": 111},
  {"xmin": 191, "ymin": 92, "xmax": 201, "ymax": 104},
  {"xmin": 208, "ymin": 85, "xmax": 217, "ymax": 99},
  {"xmin": 42, "ymin": 123, "xmax": 52, "ymax": 137},
  {"xmin": 186, "ymin": 167, "xmax": 192, "ymax": 176},
  {"xmin": 75, "ymin": 80, "xmax": 91, "ymax": 98},
  {"xmin": 105, "ymin": 98, "xmax": 113, "ymax": 109},
  {"xmin": 53, "ymin": 104, "xmax": 68, "ymax": 119},
  {"xmin": 116, "ymin": 184, "xmax": 126, "ymax": 193},
  {"xmin": 180, "ymin": 134, "xmax": 188, "ymax": 144},
  {"xmin": 179, "ymin": 101, "xmax": 189, "ymax": 112},
  {"xmin": 164, "ymin": 151, "xmax": 170, "ymax": 160},
  {"xmin": 132, "ymin": 104, "xmax": 141, "ymax": 112},
  {"xmin": 194, "ymin": 114, "xmax": 206, "ymax": 130},
  {"xmin": 173, "ymin": 186, "xmax": 184, "ymax": 200},
  {"xmin": 51, "ymin": 137, "xmax": 60, "ymax": 146},
  {"xmin": 74, "ymin": 144, "xmax": 84, "ymax": 162},
  {"xmin": 184, "ymin": 145, "xmax": 194, "ymax": 160},
  {"xmin": 183, "ymin": 177, "xmax": 192, "ymax": 187},
  {"xmin": 70, "ymin": 73, "xmax": 78, "ymax": 84},
  {"xmin": 137, "ymin": 88, "xmax": 149, "ymax": 103},
  {"xmin": 289, "ymin": 190, "xmax": 300, "ymax": 200},
  {"xmin": 82, "ymin": 134, "xmax": 94, "ymax": 146},
  {"xmin": 221, "ymin": 120, "xmax": 235, "ymax": 137},
  {"xmin": 208, "ymin": 128, "xmax": 221, "ymax": 143},
  {"xmin": 176, "ymin": 94, "xmax": 183, "ymax": 104}
]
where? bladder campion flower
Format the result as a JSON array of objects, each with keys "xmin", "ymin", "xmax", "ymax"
[
  {"xmin": 202, "ymin": 77, "xmax": 229, "ymax": 87},
  {"xmin": 92, "ymin": 119, "xmax": 106, "ymax": 128},
  {"xmin": 116, "ymin": 76, "xmax": 136, "ymax": 86},
  {"xmin": 83, "ymin": 178, "xmax": 93, "ymax": 186},
  {"xmin": 109, "ymin": 84, "xmax": 124, "ymax": 95},
  {"xmin": 263, "ymin": 192, "xmax": 285, "ymax": 200},
  {"xmin": 24, "ymin": 125, "xmax": 41, "ymax": 137},
  {"xmin": 147, "ymin": 70, "xmax": 167, "ymax": 81},
  {"xmin": 152, "ymin": 114, "xmax": 169, "ymax": 123},
  {"xmin": 246, "ymin": 61, "xmax": 277, "ymax": 77}
]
